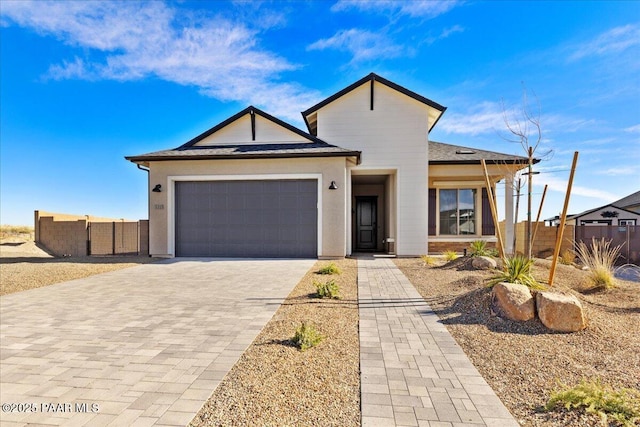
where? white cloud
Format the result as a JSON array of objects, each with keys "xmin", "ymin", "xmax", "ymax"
[
  {"xmin": 569, "ymin": 24, "xmax": 640, "ymax": 62},
  {"xmin": 624, "ymin": 124, "xmax": 640, "ymax": 133},
  {"xmin": 438, "ymin": 102, "xmax": 507, "ymax": 135},
  {"xmin": 595, "ymin": 166, "xmax": 639, "ymax": 177},
  {"xmin": 307, "ymin": 29, "xmax": 405, "ymax": 63},
  {"xmin": 423, "ymin": 25, "xmax": 465, "ymax": 45},
  {"xmin": 536, "ymin": 175, "xmax": 619, "ymax": 201},
  {"xmin": 331, "ymin": 0, "xmax": 460, "ymax": 19},
  {"xmin": 0, "ymin": 1, "xmax": 317, "ymax": 121}
]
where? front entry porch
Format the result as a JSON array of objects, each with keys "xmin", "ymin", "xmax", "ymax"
[{"xmin": 349, "ymin": 171, "xmax": 396, "ymax": 256}]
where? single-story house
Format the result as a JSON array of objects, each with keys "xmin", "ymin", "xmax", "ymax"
[
  {"xmin": 568, "ymin": 190, "xmax": 640, "ymax": 226},
  {"xmin": 126, "ymin": 73, "xmax": 530, "ymax": 258}
]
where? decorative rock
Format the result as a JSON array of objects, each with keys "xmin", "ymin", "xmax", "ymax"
[
  {"xmin": 472, "ymin": 256, "xmax": 497, "ymax": 270},
  {"xmin": 536, "ymin": 292, "xmax": 587, "ymax": 332},
  {"xmin": 491, "ymin": 282, "xmax": 536, "ymax": 321}
]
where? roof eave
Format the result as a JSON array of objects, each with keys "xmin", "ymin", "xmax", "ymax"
[{"xmin": 125, "ymin": 151, "xmax": 362, "ymax": 164}]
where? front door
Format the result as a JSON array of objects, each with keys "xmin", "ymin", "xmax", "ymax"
[{"xmin": 356, "ymin": 196, "xmax": 377, "ymax": 251}]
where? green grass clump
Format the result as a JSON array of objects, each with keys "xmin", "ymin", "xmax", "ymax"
[
  {"xmin": 420, "ymin": 255, "xmax": 437, "ymax": 266},
  {"xmin": 469, "ymin": 240, "xmax": 489, "ymax": 257},
  {"xmin": 315, "ymin": 279, "xmax": 340, "ymax": 299},
  {"xmin": 317, "ymin": 262, "xmax": 341, "ymax": 275},
  {"xmin": 443, "ymin": 250, "xmax": 458, "ymax": 262},
  {"xmin": 575, "ymin": 238, "xmax": 622, "ymax": 289},
  {"xmin": 546, "ymin": 379, "xmax": 640, "ymax": 426},
  {"xmin": 292, "ymin": 322, "xmax": 323, "ymax": 351},
  {"xmin": 488, "ymin": 255, "xmax": 544, "ymax": 290}
]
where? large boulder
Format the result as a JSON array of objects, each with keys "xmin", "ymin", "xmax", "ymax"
[
  {"xmin": 536, "ymin": 292, "xmax": 587, "ymax": 332},
  {"xmin": 491, "ymin": 282, "xmax": 536, "ymax": 321},
  {"xmin": 472, "ymin": 256, "xmax": 497, "ymax": 270}
]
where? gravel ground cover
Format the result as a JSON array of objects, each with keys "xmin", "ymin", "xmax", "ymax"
[
  {"xmin": 394, "ymin": 257, "xmax": 640, "ymax": 427},
  {"xmin": 0, "ymin": 240, "xmax": 158, "ymax": 295},
  {"xmin": 190, "ymin": 259, "xmax": 360, "ymax": 427}
]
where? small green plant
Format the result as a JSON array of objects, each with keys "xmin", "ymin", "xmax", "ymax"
[
  {"xmin": 292, "ymin": 322, "xmax": 323, "ymax": 351},
  {"xmin": 487, "ymin": 255, "xmax": 544, "ymax": 290},
  {"xmin": 488, "ymin": 248, "xmax": 500, "ymax": 257},
  {"xmin": 420, "ymin": 255, "xmax": 437, "ymax": 266},
  {"xmin": 469, "ymin": 240, "xmax": 489, "ymax": 257},
  {"xmin": 317, "ymin": 262, "xmax": 341, "ymax": 275},
  {"xmin": 575, "ymin": 238, "xmax": 622, "ymax": 289},
  {"xmin": 315, "ymin": 279, "xmax": 340, "ymax": 299},
  {"xmin": 443, "ymin": 250, "xmax": 458, "ymax": 262},
  {"xmin": 559, "ymin": 249, "xmax": 576, "ymax": 265},
  {"xmin": 545, "ymin": 379, "xmax": 640, "ymax": 426}
]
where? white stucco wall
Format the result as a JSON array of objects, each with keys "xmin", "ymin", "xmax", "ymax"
[{"xmin": 315, "ymin": 82, "xmax": 430, "ymax": 255}]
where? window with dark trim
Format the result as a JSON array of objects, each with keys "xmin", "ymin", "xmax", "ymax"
[{"xmin": 439, "ymin": 189, "xmax": 477, "ymax": 235}]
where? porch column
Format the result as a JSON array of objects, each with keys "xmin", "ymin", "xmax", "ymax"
[{"xmin": 504, "ymin": 174, "xmax": 515, "ymax": 255}]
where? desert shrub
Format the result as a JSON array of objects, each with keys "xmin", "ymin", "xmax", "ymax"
[
  {"xmin": 0, "ymin": 225, "xmax": 34, "ymax": 240},
  {"xmin": 559, "ymin": 249, "xmax": 576, "ymax": 265},
  {"xmin": 292, "ymin": 322, "xmax": 323, "ymax": 351},
  {"xmin": 575, "ymin": 238, "xmax": 622, "ymax": 289},
  {"xmin": 317, "ymin": 262, "xmax": 341, "ymax": 275},
  {"xmin": 488, "ymin": 248, "xmax": 500, "ymax": 257},
  {"xmin": 545, "ymin": 379, "xmax": 640, "ymax": 426},
  {"xmin": 443, "ymin": 250, "xmax": 458, "ymax": 261},
  {"xmin": 487, "ymin": 255, "xmax": 544, "ymax": 290},
  {"xmin": 469, "ymin": 240, "xmax": 489, "ymax": 257},
  {"xmin": 420, "ymin": 255, "xmax": 437, "ymax": 266},
  {"xmin": 315, "ymin": 279, "xmax": 340, "ymax": 299}
]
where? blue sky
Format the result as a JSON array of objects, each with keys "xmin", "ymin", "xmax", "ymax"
[{"xmin": 1, "ymin": 0, "xmax": 639, "ymax": 226}]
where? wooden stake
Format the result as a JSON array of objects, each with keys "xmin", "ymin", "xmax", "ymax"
[
  {"xmin": 531, "ymin": 184, "xmax": 548, "ymax": 246},
  {"xmin": 549, "ymin": 152, "xmax": 579, "ymax": 286},
  {"xmin": 481, "ymin": 159, "xmax": 505, "ymax": 261}
]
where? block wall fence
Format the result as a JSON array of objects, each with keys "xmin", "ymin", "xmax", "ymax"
[{"xmin": 34, "ymin": 210, "xmax": 149, "ymax": 257}]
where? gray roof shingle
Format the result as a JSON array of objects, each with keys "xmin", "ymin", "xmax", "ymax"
[
  {"xmin": 126, "ymin": 142, "xmax": 361, "ymax": 163},
  {"xmin": 428, "ymin": 141, "xmax": 532, "ymax": 164}
]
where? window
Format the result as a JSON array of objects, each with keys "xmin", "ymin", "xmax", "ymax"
[
  {"xmin": 439, "ymin": 189, "xmax": 477, "ymax": 235},
  {"xmin": 619, "ymin": 219, "xmax": 636, "ymax": 226}
]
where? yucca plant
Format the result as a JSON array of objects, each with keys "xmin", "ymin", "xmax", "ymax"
[
  {"xmin": 574, "ymin": 238, "xmax": 622, "ymax": 289},
  {"xmin": 487, "ymin": 255, "xmax": 544, "ymax": 289},
  {"xmin": 443, "ymin": 250, "xmax": 458, "ymax": 262},
  {"xmin": 469, "ymin": 240, "xmax": 489, "ymax": 257},
  {"xmin": 546, "ymin": 379, "xmax": 640, "ymax": 426}
]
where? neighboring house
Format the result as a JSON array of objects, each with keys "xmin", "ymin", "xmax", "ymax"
[
  {"xmin": 126, "ymin": 73, "xmax": 530, "ymax": 258},
  {"xmin": 568, "ymin": 190, "xmax": 640, "ymax": 226}
]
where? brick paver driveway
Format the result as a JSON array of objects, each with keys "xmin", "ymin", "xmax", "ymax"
[{"xmin": 0, "ymin": 258, "xmax": 315, "ymax": 426}]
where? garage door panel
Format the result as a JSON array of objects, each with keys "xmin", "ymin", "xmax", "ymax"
[{"xmin": 175, "ymin": 180, "xmax": 317, "ymax": 257}]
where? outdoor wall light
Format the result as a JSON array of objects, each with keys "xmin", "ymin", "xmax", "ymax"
[
  {"xmin": 152, "ymin": 184, "xmax": 162, "ymax": 193},
  {"xmin": 329, "ymin": 181, "xmax": 338, "ymax": 190}
]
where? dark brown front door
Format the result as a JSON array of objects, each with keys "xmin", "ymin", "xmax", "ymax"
[{"xmin": 356, "ymin": 196, "xmax": 377, "ymax": 251}]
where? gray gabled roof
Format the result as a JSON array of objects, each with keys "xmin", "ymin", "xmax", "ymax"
[
  {"xmin": 125, "ymin": 142, "xmax": 361, "ymax": 163},
  {"xmin": 611, "ymin": 190, "xmax": 640, "ymax": 209},
  {"xmin": 126, "ymin": 105, "xmax": 362, "ymax": 164},
  {"xmin": 428, "ymin": 141, "xmax": 533, "ymax": 165}
]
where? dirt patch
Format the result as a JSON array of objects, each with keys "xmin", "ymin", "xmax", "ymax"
[
  {"xmin": 190, "ymin": 259, "xmax": 360, "ymax": 427},
  {"xmin": 0, "ymin": 240, "xmax": 158, "ymax": 296},
  {"xmin": 394, "ymin": 257, "xmax": 640, "ymax": 427}
]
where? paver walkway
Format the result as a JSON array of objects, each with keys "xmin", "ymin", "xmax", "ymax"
[
  {"xmin": 358, "ymin": 258, "xmax": 519, "ymax": 427},
  {"xmin": 0, "ymin": 258, "xmax": 315, "ymax": 426}
]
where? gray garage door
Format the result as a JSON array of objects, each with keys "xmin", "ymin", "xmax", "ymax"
[{"xmin": 175, "ymin": 180, "xmax": 317, "ymax": 257}]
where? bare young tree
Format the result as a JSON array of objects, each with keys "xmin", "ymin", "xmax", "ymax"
[{"xmin": 500, "ymin": 86, "xmax": 552, "ymax": 259}]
